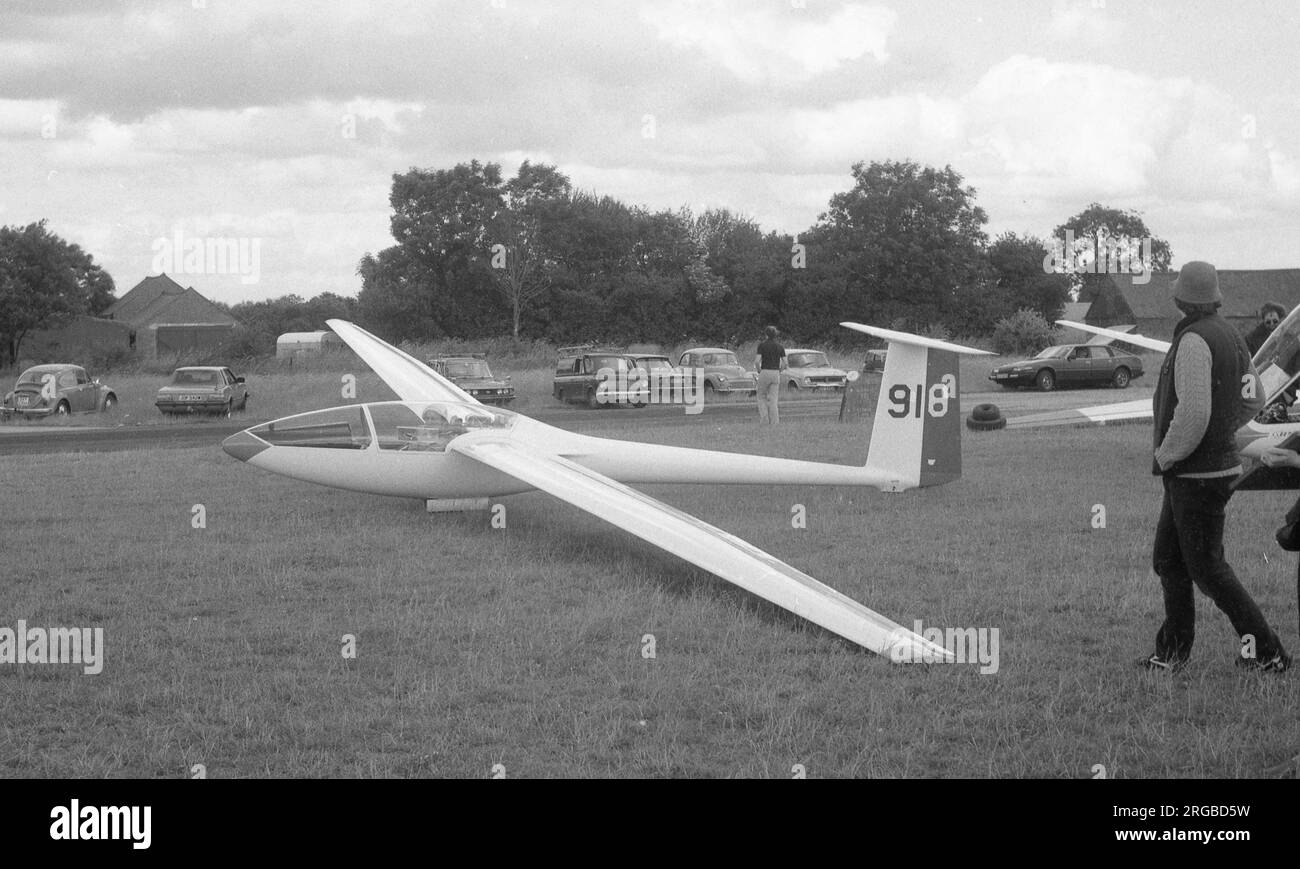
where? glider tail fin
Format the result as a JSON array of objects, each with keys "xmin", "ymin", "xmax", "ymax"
[{"xmin": 841, "ymin": 323, "xmax": 991, "ymax": 492}]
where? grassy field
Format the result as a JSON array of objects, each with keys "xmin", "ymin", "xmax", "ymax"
[{"xmin": 2, "ymin": 409, "xmax": 1296, "ymax": 778}]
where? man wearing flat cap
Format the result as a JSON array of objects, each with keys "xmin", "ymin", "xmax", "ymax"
[{"xmin": 1144, "ymin": 261, "xmax": 1291, "ymax": 673}]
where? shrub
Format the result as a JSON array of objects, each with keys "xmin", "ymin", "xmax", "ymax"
[
  {"xmin": 919, "ymin": 323, "xmax": 951, "ymax": 342},
  {"xmin": 222, "ymin": 324, "xmax": 275, "ymax": 360},
  {"xmin": 991, "ymin": 308, "xmax": 1058, "ymax": 356},
  {"xmin": 84, "ymin": 345, "xmax": 138, "ymax": 373}
]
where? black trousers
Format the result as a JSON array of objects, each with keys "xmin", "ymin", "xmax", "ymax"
[{"xmin": 1151, "ymin": 475, "xmax": 1284, "ymax": 661}]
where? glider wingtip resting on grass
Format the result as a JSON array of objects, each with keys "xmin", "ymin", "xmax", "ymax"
[{"xmin": 223, "ymin": 319, "xmax": 986, "ymax": 660}]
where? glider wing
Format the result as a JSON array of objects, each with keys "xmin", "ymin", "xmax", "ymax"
[
  {"xmin": 1004, "ymin": 398, "xmax": 1153, "ymax": 428},
  {"xmin": 328, "ymin": 319, "xmax": 478, "ymax": 404},
  {"xmin": 450, "ymin": 435, "xmax": 952, "ymax": 661}
]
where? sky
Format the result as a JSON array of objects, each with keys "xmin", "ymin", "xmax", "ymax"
[{"xmin": 1, "ymin": 0, "xmax": 1298, "ymax": 306}]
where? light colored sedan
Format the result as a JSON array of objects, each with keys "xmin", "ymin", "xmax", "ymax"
[
  {"xmin": 783, "ymin": 349, "xmax": 848, "ymax": 392},
  {"xmin": 156, "ymin": 366, "xmax": 249, "ymax": 415},
  {"xmin": 1, "ymin": 364, "xmax": 117, "ymax": 419}
]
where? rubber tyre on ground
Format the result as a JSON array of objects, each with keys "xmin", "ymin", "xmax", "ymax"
[
  {"xmin": 1112, "ymin": 367, "xmax": 1131, "ymax": 389},
  {"xmin": 1036, "ymin": 369, "xmax": 1055, "ymax": 392},
  {"xmin": 102, "ymin": 394, "xmax": 117, "ymax": 411},
  {"xmin": 966, "ymin": 402, "xmax": 1007, "ymax": 431},
  {"xmin": 55, "ymin": 401, "xmax": 71, "ymax": 417}
]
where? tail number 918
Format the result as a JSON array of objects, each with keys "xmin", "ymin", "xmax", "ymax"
[{"xmin": 887, "ymin": 375, "xmax": 955, "ymax": 419}]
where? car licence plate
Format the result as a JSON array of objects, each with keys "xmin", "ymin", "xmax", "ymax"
[{"xmin": 16, "ymin": 395, "xmax": 30, "ymax": 406}]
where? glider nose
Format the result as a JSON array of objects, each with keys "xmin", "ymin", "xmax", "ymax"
[{"xmin": 222, "ymin": 429, "xmax": 269, "ymax": 462}]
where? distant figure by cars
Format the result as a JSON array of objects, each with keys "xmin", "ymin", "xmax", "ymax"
[
  {"xmin": 156, "ymin": 366, "xmax": 248, "ymax": 415},
  {"xmin": 1, "ymin": 364, "xmax": 117, "ymax": 419},
  {"xmin": 426, "ymin": 354, "xmax": 515, "ymax": 405},
  {"xmin": 988, "ymin": 344, "xmax": 1144, "ymax": 391},
  {"xmin": 677, "ymin": 347, "xmax": 757, "ymax": 397},
  {"xmin": 783, "ymin": 349, "xmax": 848, "ymax": 393}
]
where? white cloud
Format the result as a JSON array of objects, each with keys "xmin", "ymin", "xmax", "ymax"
[
  {"xmin": 641, "ymin": 0, "xmax": 896, "ymax": 84},
  {"xmin": 4, "ymin": 1, "xmax": 1299, "ymax": 297},
  {"xmin": 0, "ymin": 98, "xmax": 60, "ymax": 136},
  {"xmin": 1045, "ymin": 0, "xmax": 1127, "ymax": 46},
  {"xmin": 778, "ymin": 93, "xmax": 964, "ymax": 168}
]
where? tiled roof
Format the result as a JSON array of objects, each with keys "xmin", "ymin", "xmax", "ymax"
[
  {"xmin": 103, "ymin": 274, "xmax": 235, "ymax": 327},
  {"xmin": 1091, "ymin": 270, "xmax": 1300, "ymax": 322}
]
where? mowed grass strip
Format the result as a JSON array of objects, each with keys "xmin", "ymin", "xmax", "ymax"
[{"xmin": 1, "ymin": 416, "xmax": 1296, "ymax": 778}]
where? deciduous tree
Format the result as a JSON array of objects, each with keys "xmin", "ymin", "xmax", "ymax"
[{"xmin": 0, "ymin": 221, "xmax": 115, "ymax": 366}]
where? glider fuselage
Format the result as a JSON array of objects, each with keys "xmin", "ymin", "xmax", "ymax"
[{"xmin": 226, "ymin": 401, "xmax": 894, "ymax": 500}]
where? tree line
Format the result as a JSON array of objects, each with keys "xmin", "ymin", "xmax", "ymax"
[
  {"xmin": 0, "ymin": 159, "xmax": 1172, "ymax": 363},
  {"xmin": 349, "ymin": 158, "xmax": 1169, "ymax": 347}
]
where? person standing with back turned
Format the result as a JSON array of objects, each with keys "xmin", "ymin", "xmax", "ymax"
[
  {"xmin": 755, "ymin": 325, "xmax": 786, "ymax": 424},
  {"xmin": 1142, "ymin": 261, "xmax": 1290, "ymax": 673}
]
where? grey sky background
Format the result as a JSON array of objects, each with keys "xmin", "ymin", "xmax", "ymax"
[{"xmin": 1, "ymin": 0, "xmax": 1297, "ymax": 305}]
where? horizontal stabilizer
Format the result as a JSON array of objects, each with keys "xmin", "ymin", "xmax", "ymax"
[
  {"xmin": 1055, "ymin": 321, "xmax": 1171, "ymax": 354},
  {"xmin": 840, "ymin": 322, "xmax": 993, "ymax": 356}
]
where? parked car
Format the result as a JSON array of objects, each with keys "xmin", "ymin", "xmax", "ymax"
[
  {"xmin": 629, "ymin": 353, "xmax": 691, "ymax": 400},
  {"xmin": 783, "ymin": 349, "xmax": 848, "ymax": 392},
  {"xmin": 862, "ymin": 348, "xmax": 888, "ymax": 371},
  {"xmin": 553, "ymin": 348, "xmax": 644, "ymax": 408},
  {"xmin": 988, "ymin": 344, "xmax": 1144, "ymax": 391},
  {"xmin": 1, "ymin": 364, "xmax": 117, "ymax": 419},
  {"xmin": 677, "ymin": 347, "xmax": 757, "ymax": 397},
  {"xmin": 427, "ymin": 354, "xmax": 515, "ymax": 405},
  {"xmin": 155, "ymin": 366, "xmax": 249, "ymax": 415}
]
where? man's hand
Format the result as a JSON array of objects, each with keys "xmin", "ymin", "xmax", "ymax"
[{"xmin": 1260, "ymin": 447, "xmax": 1300, "ymax": 469}]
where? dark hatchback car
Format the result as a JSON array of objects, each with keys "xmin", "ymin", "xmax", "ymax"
[
  {"xmin": 553, "ymin": 349, "xmax": 645, "ymax": 408},
  {"xmin": 989, "ymin": 344, "xmax": 1144, "ymax": 391}
]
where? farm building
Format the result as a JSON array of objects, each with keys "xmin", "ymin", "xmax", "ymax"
[
  {"xmin": 1075, "ymin": 269, "xmax": 1300, "ymax": 341},
  {"xmin": 104, "ymin": 273, "xmax": 238, "ymax": 358}
]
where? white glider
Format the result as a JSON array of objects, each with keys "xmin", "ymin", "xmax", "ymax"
[{"xmin": 222, "ymin": 320, "xmax": 992, "ymax": 659}]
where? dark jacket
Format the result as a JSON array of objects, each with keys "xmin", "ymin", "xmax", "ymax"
[
  {"xmin": 1152, "ymin": 312, "xmax": 1251, "ymax": 476},
  {"xmin": 1246, "ymin": 322, "xmax": 1274, "ymax": 357}
]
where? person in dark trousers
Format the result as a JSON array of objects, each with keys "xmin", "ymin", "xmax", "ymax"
[
  {"xmin": 1245, "ymin": 302, "xmax": 1286, "ymax": 356},
  {"xmin": 754, "ymin": 325, "xmax": 786, "ymax": 424},
  {"xmin": 1143, "ymin": 261, "xmax": 1291, "ymax": 673}
]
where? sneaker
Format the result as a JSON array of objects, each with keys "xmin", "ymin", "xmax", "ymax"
[
  {"xmin": 1137, "ymin": 653, "xmax": 1186, "ymax": 673},
  {"xmin": 1236, "ymin": 650, "xmax": 1291, "ymax": 673}
]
